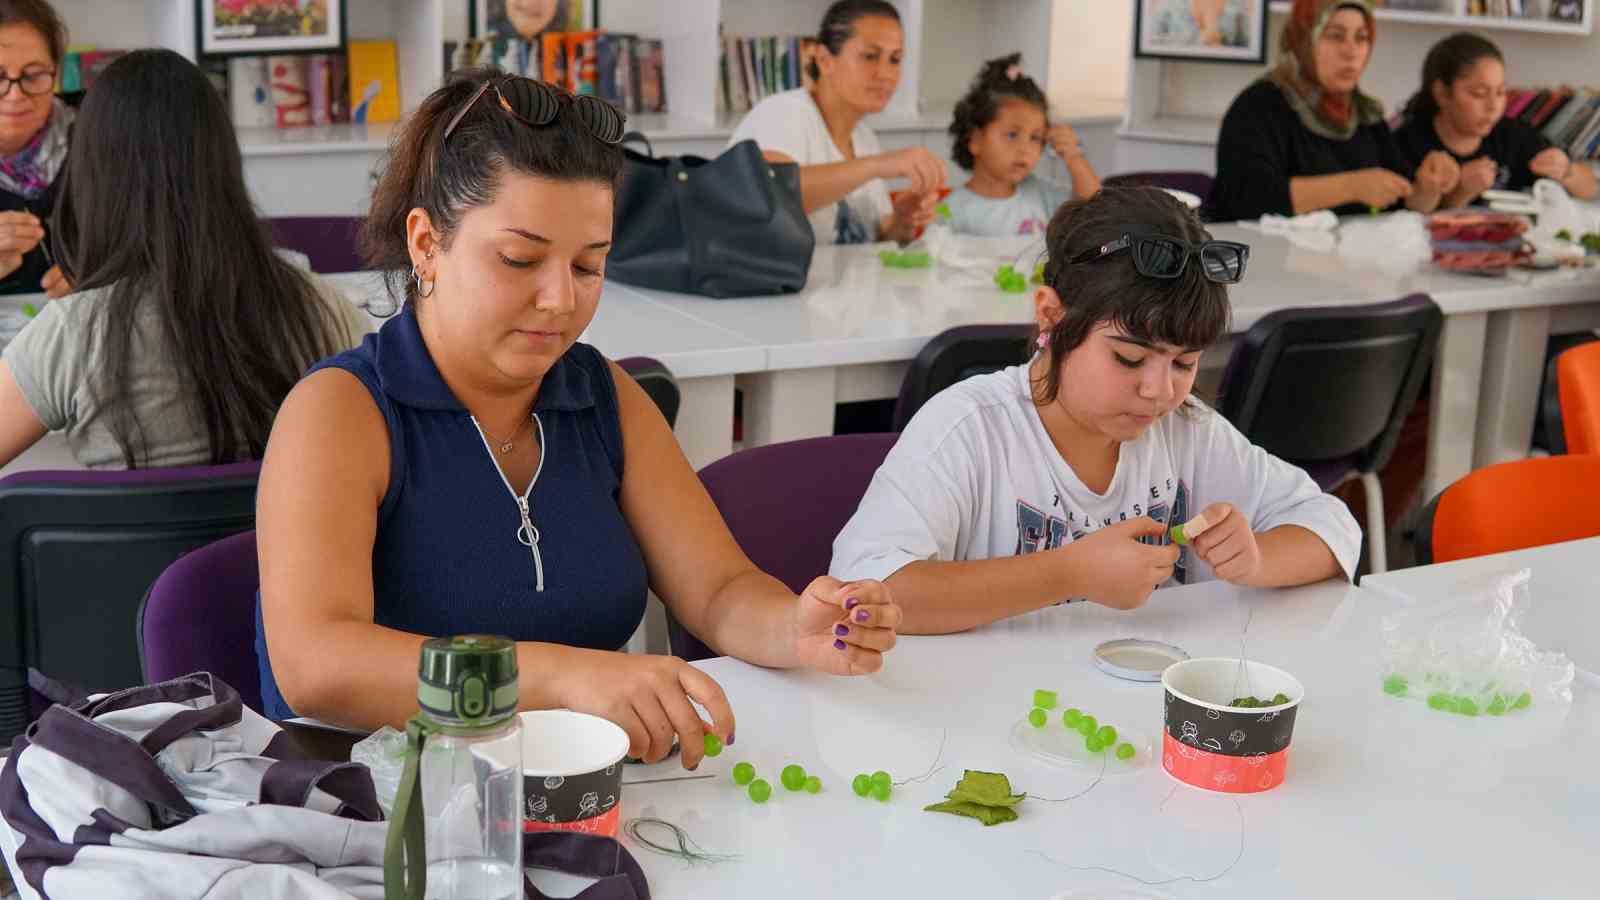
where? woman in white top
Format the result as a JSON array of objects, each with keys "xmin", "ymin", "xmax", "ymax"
[
  {"xmin": 831, "ymin": 187, "xmax": 1361, "ymax": 634},
  {"xmin": 729, "ymin": 0, "xmax": 946, "ymax": 245}
]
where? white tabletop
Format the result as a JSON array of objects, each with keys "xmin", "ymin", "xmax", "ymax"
[
  {"xmin": 1361, "ymin": 536, "xmax": 1600, "ymax": 684},
  {"xmin": 610, "ymin": 577, "xmax": 1595, "ymax": 899}
]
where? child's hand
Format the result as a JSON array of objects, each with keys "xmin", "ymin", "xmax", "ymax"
[
  {"xmin": 1187, "ymin": 503, "xmax": 1263, "ymax": 585},
  {"xmin": 1415, "ymin": 151, "xmax": 1461, "ymax": 196},
  {"xmin": 1067, "ymin": 517, "xmax": 1179, "ymax": 610},
  {"xmin": 1047, "ymin": 124, "xmax": 1083, "ymax": 161},
  {"xmin": 1456, "ymin": 157, "xmax": 1498, "ymax": 200},
  {"xmin": 1530, "ymin": 146, "xmax": 1572, "ymax": 182}
]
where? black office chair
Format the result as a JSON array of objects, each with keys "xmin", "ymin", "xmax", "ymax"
[
  {"xmin": 1217, "ymin": 295, "xmax": 1442, "ymax": 574},
  {"xmin": 617, "ymin": 356, "xmax": 681, "ymax": 428},
  {"xmin": 0, "ymin": 463, "xmax": 261, "ymax": 744},
  {"xmin": 893, "ymin": 324, "xmax": 1033, "ymax": 431}
]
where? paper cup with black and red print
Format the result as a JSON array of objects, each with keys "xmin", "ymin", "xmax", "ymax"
[
  {"xmin": 1161, "ymin": 657, "xmax": 1304, "ymax": 794},
  {"xmin": 519, "ymin": 710, "xmax": 630, "ymax": 836}
]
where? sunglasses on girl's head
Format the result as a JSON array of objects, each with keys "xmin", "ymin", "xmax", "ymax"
[
  {"xmin": 1070, "ymin": 226, "xmax": 1250, "ymax": 284},
  {"xmin": 442, "ymin": 76, "xmax": 626, "ymax": 145}
]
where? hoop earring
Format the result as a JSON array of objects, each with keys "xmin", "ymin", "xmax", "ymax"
[{"xmin": 412, "ymin": 265, "xmax": 436, "ymax": 299}]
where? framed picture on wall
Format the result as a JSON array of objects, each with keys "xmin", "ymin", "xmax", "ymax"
[
  {"xmin": 1135, "ymin": 0, "xmax": 1268, "ymax": 64},
  {"xmin": 198, "ymin": 0, "xmax": 347, "ymax": 58},
  {"xmin": 472, "ymin": 0, "xmax": 599, "ymax": 42}
]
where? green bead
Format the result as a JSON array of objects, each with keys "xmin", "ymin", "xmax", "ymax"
[
  {"xmin": 852, "ymin": 774, "xmax": 871, "ymax": 797},
  {"xmin": 1427, "ymin": 692, "xmax": 1451, "ymax": 711},
  {"xmin": 20, "ymin": 303, "xmax": 36, "ymax": 318},
  {"xmin": 703, "ymin": 733, "xmax": 723, "ymax": 758},
  {"xmin": 804, "ymin": 776, "xmax": 822, "ymax": 794},
  {"xmin": 1028, "ymin": 707, "xmax": 1048, "ymax": 728},
  {"xmin": 1085, "ymin": 735, "xmax": 1104, "ymax": 754},
  {"xmin": 1383, "ymin": 675, "xmax": 1409, "ymax": 696},
  {"xmin": 748, "ymin": 779, "xmax": 771, "ymax": 803},
  {"xmin": 870, "ymin": 781, "xmax": 891, "ymax": 802},
  {"xmin": 871, "ymin": 770, "xmax": 892, "ymax": 789},
  {"xmin": 1096, "ymin": 725, "xmax": 1117, "ymax": 746},
  {"xmin": 1115, "ymin": 742, "xmax": 1136, "ymax": 761},
  {"xmin": 1077, "ymin": 715, "xmax": 1097, "ymax": 737},
  {"xmin": 1455, "ymin": 697, "xmax": 1479, "ymax": 717},
  {"xmin": 1063, "ymin": 708, "xmax": 1082, "ymax": 727},
  {"xmin": 1487, "ymin": 696, "xmax": 1507, "ymax": 716},
  {"xmin": 1272, "ymin": 693, "xmax": 1290, "ymax": 705},
  {"xmin": 732, "ymin": 762, "xmax": 755, "ymax": 785},
  {"xmin": 1513, "ymin": 692, "xmax": 1532, "ymax": 710},
  {"xmin": 1033, "ymin": 689, "xmax": 1058, "ymax": 710},
  {"xmin": 781, "ymin": 764, "xmax": 807, "ymax": 791}
]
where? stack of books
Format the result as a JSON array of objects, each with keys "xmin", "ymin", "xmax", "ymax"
[
  {"xmin": 446, "ymin": 33, "xmax": 666, "ymax": 114},
  {"xmin": 1505, "ymin": 85, "xmax": 1600, "ymax": 160},
  {"xmin": 1466, "ymin": 0, "xmax": 1585, "ymax": 22},
  {"xmin": 720, "ymin": 34, "xmax": 818, "ymax": 114}
]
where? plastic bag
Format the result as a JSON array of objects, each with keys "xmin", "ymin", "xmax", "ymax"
[
  {"xmin": 1379, "ymin": 569, "xmax": 1575, "ymax": 717},
  {"xmin": 1339, "ymin": 210, "xmax": 1431, "ymax": 274},
  {"xmin": 349, "ymin": 725, "xmax": 408, "ymax": 816}
]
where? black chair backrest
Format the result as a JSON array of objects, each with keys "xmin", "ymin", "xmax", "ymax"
[
  {"xmin": 0, "ymin": 465, "xmax": 260, "ymax": 745},
  {"xmin": 894, "ymin": 324, "xmax": 1033, "ymax": 431},
  {"xmin": 1217, "ymin": 295, "xmax": 1442, "ymax": 472},
  {"xmin": 618, "ymin": 356, "xmax": 681, "ymax": 428}
]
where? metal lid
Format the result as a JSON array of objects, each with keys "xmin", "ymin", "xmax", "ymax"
[{"xmin": 416, "ymin": 635, "xmax": 519, "ymax": 728}]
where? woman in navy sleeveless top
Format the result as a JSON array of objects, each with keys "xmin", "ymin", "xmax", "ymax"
[{"xmin": 254, "ymin": 70, "xmax": 903, "ymax": 769}]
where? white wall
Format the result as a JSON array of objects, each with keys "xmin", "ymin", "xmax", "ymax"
[{"xmin": 1048, "ymin": 0, "xmax": 1133, "ymax": 109}]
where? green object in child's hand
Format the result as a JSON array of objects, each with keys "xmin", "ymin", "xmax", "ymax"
[
  {"xmin": 852, "ymin": 774, "xmax": 871, "ymax": 797},
  {"xmin": 1032, "ymin": 689, "xmax": 1057, "ymax": 710},
  {"xmin": 935, "ymin": 201, "xmax": 951, "ymax": 221},
  {"xmin": 748, "ymin": 779, "xmax": 772, "ymax": 803},
  {"xmin": 1369, "ymin": 205, "xmax": 1381, "ymax": 217},
  {"xmin": 20, "ymin": 303, "xmax": 36, "ymax": 318},
  {"xmin": 781, "ymin": 764, "xmax": 807, "ymax": 791},
  {"xmin": 1028, "ymin": 707, "xmax": 1047, "ymax": 728},
  {"xmin": 732, "ymin": 762, "xmax": 755, "ymax": 785},
  {"xmin": 703, "ymin": 733, "xmax": 723, "ymax": 757}
]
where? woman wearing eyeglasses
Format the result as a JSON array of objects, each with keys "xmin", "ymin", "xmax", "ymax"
[
  {"xmin": 255, "ymin": 69, "xmax": 903, "ymax": 769},
  {"xmin": 0, "ymin": 0, "xmax": 74, "ymax": 297},
  {"xmin": 830, "ymin": 187, "xmax": 1360, "ymax": 635}
]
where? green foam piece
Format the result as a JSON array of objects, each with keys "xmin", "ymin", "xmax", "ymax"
[
  {"xmin": 870, "ymin": 781, "xmax": 892, "ymax": 802},
  {"xmin": 732, "ymin": 762, "xmax": 755, "ymax": 785},
  {"xmin": 924, "ymin": 800, "xmax": 1018, "ymax": 826},
  {"xmin": 748, "ymin": 779, "xmax": 771, "ymax": 803},
  {"xmin": 1033, "ymin": 689, "xmax": 1057, "ymax": 710},
  {"xmin": 1028, "ymin": 708, "xmax": 1047, "ymax": 728},
  {"xmin": 1383, "ymin": 675, "xmax": 1409, "ymax": 696},
  {"xmin": 703, "ymin": 733, "xmax": 723, "ymax": 758},
  {"xmin": 852, "ymin": 774, "xmax": 871, "ymax": 797},
  {"xmin": 804, "ymin": 776, "xmax": 822, "ymax": 794},
  {"xmin": 1115, "ymin": 742, "xmax": 1136, "ymax": 761}
]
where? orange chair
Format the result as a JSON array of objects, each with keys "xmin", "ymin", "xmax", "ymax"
[
  {"xmin": 1414, "ymin": 456, "xmax": 1600, "ymax": 564},
  {"xmin": 1557, "ymin": 342, "xmax": 1600, "ymax": 455}
]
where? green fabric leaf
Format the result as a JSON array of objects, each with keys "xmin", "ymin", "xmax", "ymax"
[
  {"xmin": 924, "ymin": 800, "xmax": 1019, "ymax": 826},
  {"xmin": 948, "ymin": 770, "xmax": 1025, "ymax": 807}
]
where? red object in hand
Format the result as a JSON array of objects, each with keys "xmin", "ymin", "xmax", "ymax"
[{"xmin": 891, "ymin": 186, "xmax": 953, "ymax": 240}]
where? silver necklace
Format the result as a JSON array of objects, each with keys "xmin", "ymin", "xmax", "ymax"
[{"xmin": 481, "ymin": 414, "xmax": 532, "ymax": 455}]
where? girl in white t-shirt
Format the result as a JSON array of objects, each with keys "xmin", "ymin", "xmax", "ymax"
[
  {"xmin": 942, "ymin": 54, "xmax": 1101, "ymax": 238},
  {"xmin": 831, "ymin": 186, "xmax": 1361, "ymax": 634},
  {"xmin": 728, "ymin": 1, "xmax": 945, "ymax": 245}
]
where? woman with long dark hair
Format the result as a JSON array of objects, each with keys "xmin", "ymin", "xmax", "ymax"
[{"xmin": 0, "ymin": 49, "xmax": 364, "ymax": 469}]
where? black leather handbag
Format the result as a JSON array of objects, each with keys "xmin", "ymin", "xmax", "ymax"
[{"xmin": 608, "ymin": 134, "xmax": 815, "ymax": 298}]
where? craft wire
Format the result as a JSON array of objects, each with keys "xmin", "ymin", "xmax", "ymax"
[
  {"xmin": 1032, "ymin": 785, "xmax": 1246, "ymax": 886},
  {"xmin": 622, "ymin": 816, "xmax": 738, "ymax": 864},
  {"xmin": 1026, "ymin": 745, "xmax": 1109, "ymax": 802},
  {"xmin": 893, "ymin": 728, "xmax": 948, "ymax": 787},
  {"xmin": 1231, "ymin": 600, "xmax": 1257, "ymax": 702}
]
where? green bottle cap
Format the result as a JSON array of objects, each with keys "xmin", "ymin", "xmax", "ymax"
[{"xmin": 416, "ymin": 635, "xmax": 519, "ymax": 728}]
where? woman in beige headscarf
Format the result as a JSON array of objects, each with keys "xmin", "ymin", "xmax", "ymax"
[{"xmin": 1204, "ymin": 0, "xmax": 1460, "ymax": 221}]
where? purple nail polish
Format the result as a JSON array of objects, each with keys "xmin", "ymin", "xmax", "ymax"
[
  {"xmin": 727, "ymin": 732, "xmax": 735, "ymax": 746},
  {"xmin": 834, "ymin": 624, "xmax": 849, "ymax": 636},
  {"xmin": 845, "ymin": 598, "xmax": 860, "ymax": 610},
  {"xmin": 834, "ymin": 639, "xmax": 847, "ymax": 650},
  {"xmin": 855, "ymin": 609, "xmax": 869, "ymax": 623}
]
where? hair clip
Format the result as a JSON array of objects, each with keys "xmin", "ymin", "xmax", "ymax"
[{"xmin": 1005, "ymin": 64, "xmax": 1023, "ymax": 81}]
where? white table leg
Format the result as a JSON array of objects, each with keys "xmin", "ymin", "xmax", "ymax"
[
  {"xmin": 1474, "ymin": 307, "xmax": 1550, "ymax": 469},
  {"xmin": 1422, "ymin": 312, "xmax": 1487, "ymax": 504},
  {"xmin": 673, "ymin": 374, "xmax": 736, "ymax": 471},
  {"xmin": 738, "ymin": 367, "xmax": 838, "ymax": 448}
]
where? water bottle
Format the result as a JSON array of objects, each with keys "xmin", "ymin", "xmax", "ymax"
[{"xmin": 386, "ymin": 635, "xmax": 524, "ymax": 900}]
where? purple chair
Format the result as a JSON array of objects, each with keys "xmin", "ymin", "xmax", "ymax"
[
  {"xmin": 617, "ymin": 356, "xmax": 680, "ymax": 428},
  {"xmin": 893, "ymin": 324, "xmax": 1032, "ymax": 431},
  {"xmin": 1216, "ymin": 295, "xmax": 1441, "ymax": 574},
  {"xmin": 268, "ymin": 216, "xmax": 367, "ymax": 273},
  {"xmin": 138, "ymin": 531, "xmax": 263, "ymax": 714},
  {"xmin": 682, "ymin": 434, "xmax": 898, "ymax": 661},
  {"xmin": 0, "ymin": 463, "xmax": 261, "ymax": 743},
  {"xmin": 1103, "ymin": 171, "xmax": 1215, "ymax": 199}
]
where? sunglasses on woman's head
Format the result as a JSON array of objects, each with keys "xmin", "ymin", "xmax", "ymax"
[
  {"xmin": 1070, "ymin": 226, "xmax": 1250, "ymax": 284},
  {"xmin": 442, "ymin": 76, "xmax": 626, "ymax": 145}
]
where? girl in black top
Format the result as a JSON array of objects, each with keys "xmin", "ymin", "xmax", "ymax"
[
  {"xmin": 1395, "ymin": 33, "xmax": 1596, "ymax": 207},
  {"xmin": 1206, "ymin": 0, "xmax": 1459, "ymax": 221}
]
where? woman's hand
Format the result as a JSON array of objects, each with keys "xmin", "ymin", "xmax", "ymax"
[
  {"xmin": 793, "ymin": 576, "xmax": 900, "ymax": 675},
  {"xmin": 878, "ymin": 146, "xmax": 946, "ymax": 196},
  {"xmin": 885, "ymin": 188, "xmax": 939, "ymax": 243},
  {"xmin": 554, "ymin": 649, "xmax": 735, "ymax": 770},
  {"xmin": 1414, "ymin": 151, "xmax": 1461, "ymax": 196},
  {"xmin": 1344, "ymin": 168, "xmax": 1412, "ymax": 209},
  {"xmin": 1455, "ymin": 156, "xmax": 1499, "ymax": 201},
  {"xmin": 41, "ymin": 265, "xmax": 70, "ymax": 299},
  {"xmin": 0, "ymin": 212, "xmax": 43, "ymax": 279}
]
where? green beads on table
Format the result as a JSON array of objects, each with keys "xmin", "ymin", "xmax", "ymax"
[
  {"xmin": 1455, "ymin": 698, "xmax": 1479, "ymax": 717},
  {"xmin": 1513, "ymin": 692, "xmax": 1532, "ymax": 710},
  {"xmin": 994, "ymin": 264, "xmax": 1028, "ymax": 293},
  {"xmin": 1115, "ymin": 742, "xmax": 1136, "ymax": 761},
  {"xmin": 732, "ymin": 762, "xmax": 755, "ymax": 785},
  {"xmin": 870, "ymin": 781, "xmax": 892, "ymax": 802},
  {"xmin": 804, "ymin": 776, "xmax": 822, "ymax": 794},
  {"xmin": 1427, "ymin": 692, "xmax": 1451, "ymax": 711},
  {"xmin": 1033, "ymin": 689, "xmax": 1058, "ymax": 710},
  {"xmin": 871, "ymin": 770, "xmax": 892, "ymax": 789},
  {"xmin": 1271, "ymin": 693, "xmax": 1289, "ymax": 705},
  {"xmin": 1084, "ymin": 735, "xmax": 1104, "ymax": 754},
  {"xmin": 781, "ymin": 764, "xmax": 808, "ymax": 791},
  {"xmin": 852, "ymin": 774, "xmax": 872, "ymax": 797},
  {"xmin": 1028, "ymin": 707, "xmax": 1048, "ymax": 728},
  {"xmin": 748, "ymin": 779, "xmax": 772, "ymax": 804},
  {"xmin": 1383, "ymin": 675, "xmax": 1409, "ymax": 696},
  {"xmin": 1077, "ymin": 715, "xmax": 1098, "ymax": 738},
  {"xmin": 1486, "ymin": 696, "xmax": 1507, "ymax": 716},
  {"xmin": 703, "ymin": 733, "xmax": 724, "ymax": 758},
  {"xmin": 1095, "ymin": 725, "xmax": 1117, "ymax": 746},
  {"xmin": 1062, "ymin": 708, "xmax": 1082, "ymax": 728}
]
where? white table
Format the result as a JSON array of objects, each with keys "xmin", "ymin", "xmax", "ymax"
[
  {"xmin": 1360, "ymin": 536, "xmax": 1600, "ymax": 684},
  {"xmin": 605, "ymin": 576, "xmax": 1595, "ymax": 899}
]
